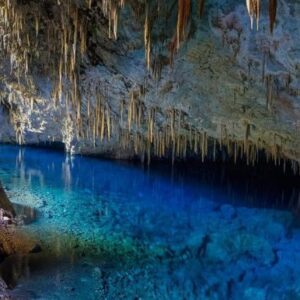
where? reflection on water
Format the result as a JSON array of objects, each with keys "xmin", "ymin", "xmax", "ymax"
[
  {"xmin": 1, "ymin": 146, "xmax": 299, "ymax": 210},
  {"xmin": 0, "ymin": 145, "xmax": 300, "ymax": 299}
]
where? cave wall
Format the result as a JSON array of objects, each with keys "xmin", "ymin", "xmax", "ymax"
[{"xmin": 0, "ymin": 0, "xmax": 300, "ymax": 166}]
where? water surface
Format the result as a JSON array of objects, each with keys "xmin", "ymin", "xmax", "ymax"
[{"xmin": 0, "ymin": 145, "xmax": 300, "ymax": 299}]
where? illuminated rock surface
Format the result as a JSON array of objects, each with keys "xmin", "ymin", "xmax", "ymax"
[{"xmin": 0, "ymin": 0, "xmax": 299, "ymax": 166}]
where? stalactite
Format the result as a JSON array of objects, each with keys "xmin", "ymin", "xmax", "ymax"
[
  {"xmin": 246, "ymin": 0, "xmax": 260, "ymax": 30},
  {"xmin": 170, "ymin": 109, "xmax": 175, "ymax": 143},
  {"xmin": 219, "ymin": 124, "xmax": 223, "ymax": 150},
  {"xmin": 148, "ymin": 108, "xmax": 154, "ymax": 143},
  {"xmin": 128, "ymin": 93, "xmax": 133, "ymax": 131},
  {"xmin": 138, "ymin": 101, "xmax": 142, "ymax": 128},
  {"xmin": 147, "ymin": 140, "xmax": 151, "ymax": 166},
  {"xmin": 144, "ymin": 3, "xmax": 151, "ymax": 70},
  {"xmin": 120, "ymin": 99, "xmax": 124, "ymax": 125},
  {"xmin": 194, "ymin": 131, "xmax": 198, "ymax": 154},
  {"xmin": 266, "ymin": 75, "xmax": 273, "ymax": 111},
  {"xmin": 106, "ymin": 106, "xmax": 111, "ymax": 141},
  {"xmin": 87, "ymin": 0, "xmax": 92, "ymax": 9},
  {"xmin": 261, "ymin": 53, "xmax": 266, "ymax": 82},
  {"xmin": 234, "ymin": 141, "xmax": 238, "ymax": 164},
  {"xmin": 201, "ymin": 131, "xmax": 207, "ymax": 162},
  {"xmin": 99, "ymin": 107, "xmax": 104, "ymax": 141},
  {"xmin": 269, "ymin": 0, "xmax": 277, "ymax": 34},
  {"xmin": 175, "ymin": 134, "xmax": 180, "ymax": 157},
  {"xmin": 176, "ymin": 0, "xmax": 191, "ymax": 49},
  {"xmin": 112, "ymin": 7, "xmax": 118, "ymax": 40},
  {"xmin": 199, "ymin": 0, "xmax": 205, "ymax": 17},
  {"xmin": 213, "ymin": 139, "xmax": 216, "ymax": 161},
  {"xmin": 244, "ymin": 123, "xmax": 250, "ymax": 158}
]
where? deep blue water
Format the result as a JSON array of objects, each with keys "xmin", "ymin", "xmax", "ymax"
[{"xmin": 1, "ymin": 145, "xmax": 300, "ymax": 299}]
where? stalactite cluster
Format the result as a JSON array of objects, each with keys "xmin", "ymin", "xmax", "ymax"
[
  {"xmin": 105, "ymin": 86, "xmax": 299, "ymax": 174},
  {"xmin": 0, "ymin": 0, "xmax": 290, "ymax": 169},
  {"xmin": 0, "ymin": 0, "xmax": 125, "ymax": 142},
  {"xmin": 0, "ymin": 0, "xmax": 279, "ymax": 116},
  {"xmin": 246, "ymin": 0, "xmax": 277, "ymax": 33},
  {"xmin": 0, "ymin": 89, "xmax": 28, "ymax": 144}
]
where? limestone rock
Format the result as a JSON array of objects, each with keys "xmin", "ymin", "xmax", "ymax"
[{"xmin": 0, "ymin": 0, "xmax": 299, "ymax": 164}]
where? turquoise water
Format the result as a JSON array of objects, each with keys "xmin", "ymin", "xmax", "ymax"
[{"xmin": 1, "ymin": 145, "xmax": 300, "ymax": 299}]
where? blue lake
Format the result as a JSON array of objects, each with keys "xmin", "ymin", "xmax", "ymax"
[{"xmin": 0, "ymin": 145, "xmax": 300, "ymax": 299}]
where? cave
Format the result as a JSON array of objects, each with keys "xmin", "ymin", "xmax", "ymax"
[{"xmin": 1, "ymin": 0, "xmax": 300, "ymax": 299}]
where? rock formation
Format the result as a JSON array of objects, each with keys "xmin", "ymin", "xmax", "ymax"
[
  {"xmin": 0, "ymin": 183, "xmax": 15, "ymax": 217},
  {"xmin": 0, "ymin": 184, "xmax": 40, "ymax": 295},
  {"xmin": 0, "ymin": 0, "xmax": 299, "ymax": 170}
]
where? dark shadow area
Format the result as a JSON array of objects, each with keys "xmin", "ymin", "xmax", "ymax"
[{"xmin": 149, "ymin": 161, "xmax": 300, "ymax": 211}]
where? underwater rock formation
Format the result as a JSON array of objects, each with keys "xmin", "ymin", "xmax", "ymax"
[
  {"xmin": 0, "ymin": 183, "xmax": 15, "ymax": 217},
  {"xmin": 0, "ymin": 0, "xmax": 299, "ymax": 168},
  {"xmin": 0, "ymin": 185, "xmax": 40, "ymax": 294}
]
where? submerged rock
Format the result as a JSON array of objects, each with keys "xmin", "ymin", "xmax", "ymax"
[
  {"xmin": 206, "ymin": 231, "xmax": 275, "ymax": 266},
  {"xmin": 0, "ymin": 226, "xmax": 38, "ymax": 259},
  {"xmin": 0, "ymin": 183, "xmax": 42, "ymax": 292},
  {"xmin": 0, "ymin": 184, "xmax": 15, "ymax": 217}
]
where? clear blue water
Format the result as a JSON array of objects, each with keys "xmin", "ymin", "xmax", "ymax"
[{"xmin": 1, "ymin": 145, "xmax": 300, "ymax": 300}]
